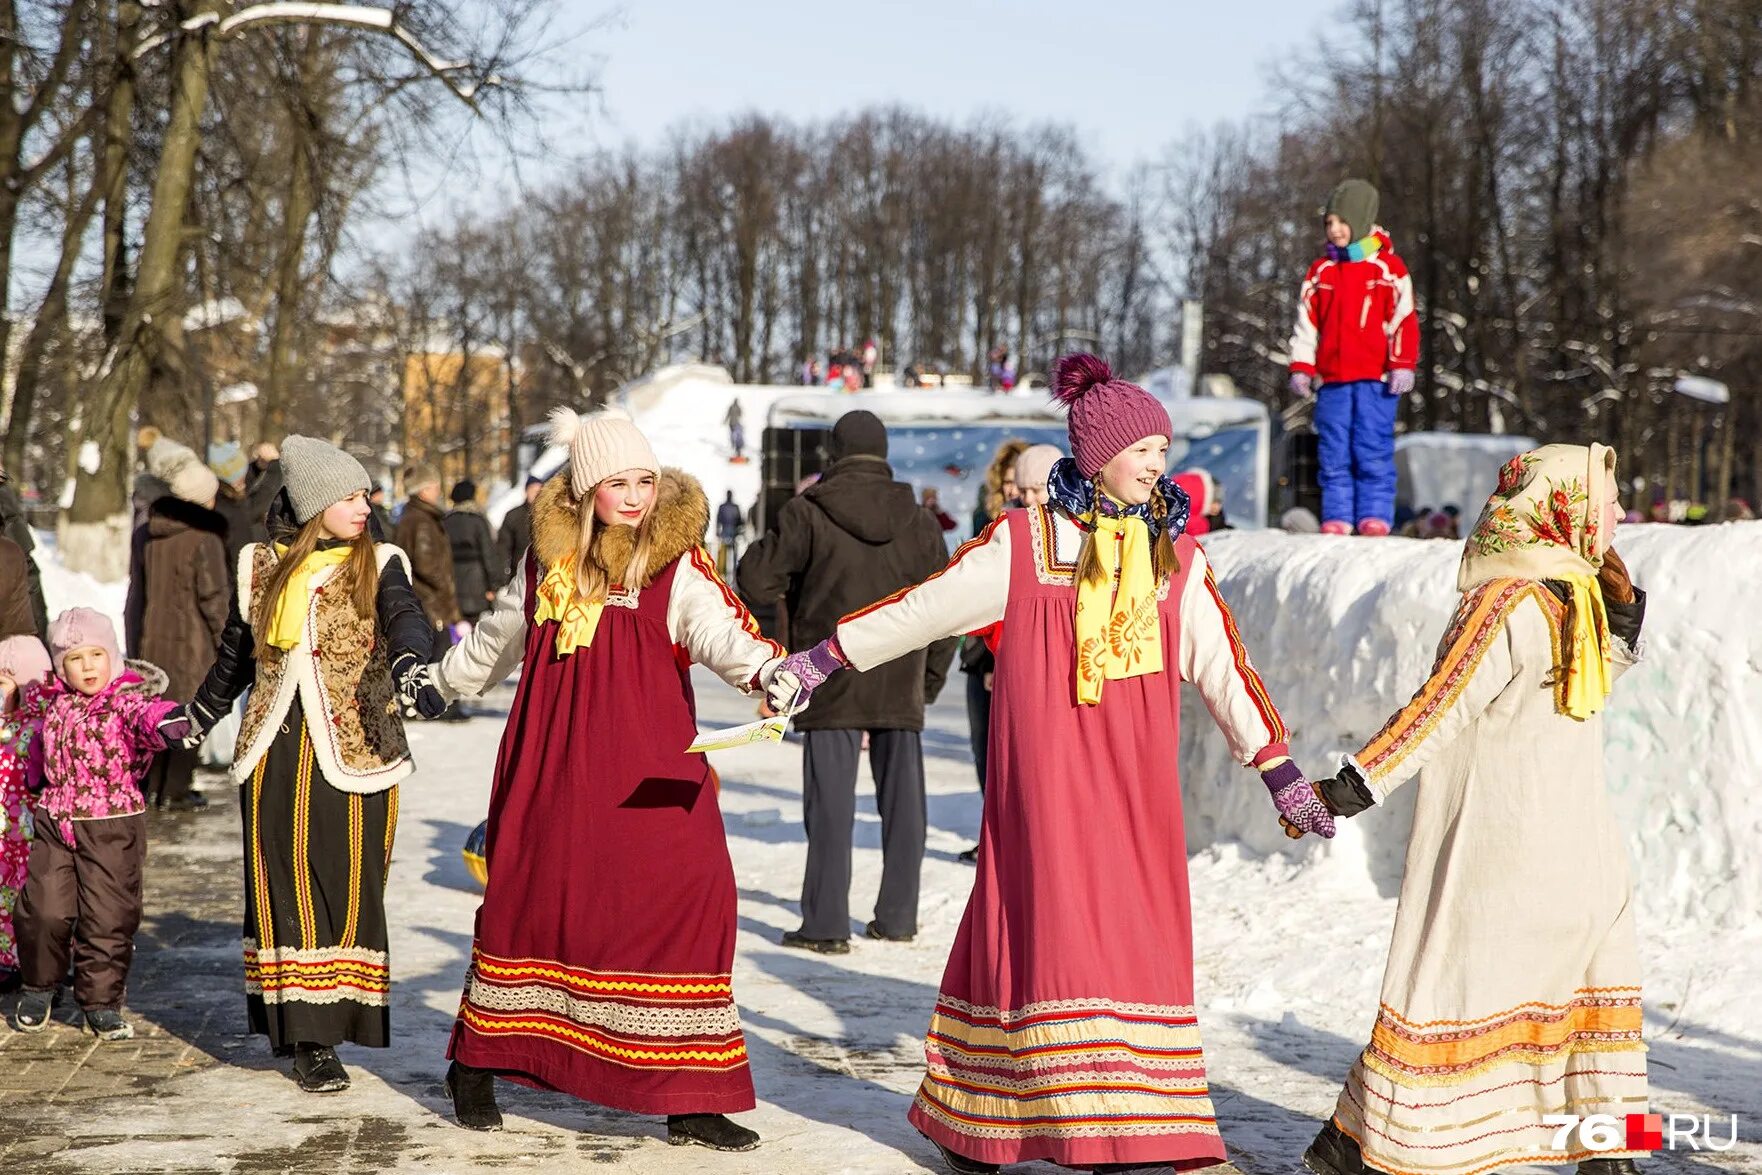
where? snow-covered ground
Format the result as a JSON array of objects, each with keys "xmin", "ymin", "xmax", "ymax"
[{"xmin": 83, "ymin": 659, "xmax": 1759, "ymax": 1173}]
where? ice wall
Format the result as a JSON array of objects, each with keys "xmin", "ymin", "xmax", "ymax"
[{"xmin": 1179, "ymin": 522, "xmax": 1762, "ymax": 930}]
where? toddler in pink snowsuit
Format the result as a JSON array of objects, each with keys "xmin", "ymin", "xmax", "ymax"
[
  {"xmin": 12, "ymin": 608, "xmax": 188, "ymax": 1040},
  {"xmin": 0, "ymin": 634, "xmax": 54, "ymax": 986}
]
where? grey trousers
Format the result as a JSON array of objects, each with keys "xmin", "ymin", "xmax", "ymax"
[{"xmin": 799, "ymin": 729, "xmax": 926, "ymax": 940}]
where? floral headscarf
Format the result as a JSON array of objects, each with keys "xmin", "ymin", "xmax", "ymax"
[{"xmin": 1457, "ymin": 443, "xmax": 1616, "ymax": 592}]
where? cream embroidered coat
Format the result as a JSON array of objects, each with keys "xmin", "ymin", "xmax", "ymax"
[{"xmin": 1332, "ymin": 578, "xmax": 1647, "ymax": 1175}]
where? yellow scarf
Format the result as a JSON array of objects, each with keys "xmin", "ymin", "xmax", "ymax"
[
  {"xmin": 267, "ymin": 546, "xmax": 352, "ymax": 650},
  {"xmin": 1074, "ymin": 514, "xmax": 1163, "ymax": 705},
  {"xmin": 534, "ymin": 560, "xmax": 605, "ymax": 655},
  {"xmin": 1557, "ymin": 573, "xmax": 1613, "ymax": 719}
]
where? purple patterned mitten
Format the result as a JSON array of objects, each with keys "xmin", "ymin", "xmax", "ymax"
[
  {"xmin": 779, "ymin": 638, "xmax": 847, "ymax": 697},
  {"xmin": 1262, "ymin": 759, "xmax": 1336, "ymax": 839}
]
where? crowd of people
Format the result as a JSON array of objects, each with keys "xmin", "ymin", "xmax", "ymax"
[{"xmin": 0, "ymin": 171, "xmax": 1669, "ymax": 1175}]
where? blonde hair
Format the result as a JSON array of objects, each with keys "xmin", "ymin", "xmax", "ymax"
[
  {"xmin": 1075, "ymin": 474, "xmax": 1180, "ymax": 587},
  {"xmin": 252, "ymin": 519, "xmax": 379, "ymax": 660},
  {"xmin": 984, "ymin": 439, "xmax": 1031, "ymax": 516},
  {"xmin": 574, "ymin": 485, "xmax": 657, "ymax": 601}
]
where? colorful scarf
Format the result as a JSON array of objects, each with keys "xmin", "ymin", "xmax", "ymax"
[
  {"xmin": 1325, "ymin": 233, "xmax": 1384, "ymax": 263},
  {"xmin": 1073, "ymin": 513, "xmax": 1163, "ymax": 705},
  {"xmin": 1047, "ymin": 459, "xmax": 1188, "ymax": 705},
  {"xmin": 267, "ymin": 546, "xmax": 352, "ymax": 650},
  {"xmin": 1458, "ymin": 443, "xmax": 1619, "ymax": 718},
  {"xmin": 533, "ymin": 561, "xmax": 605, "ymax": 656}
]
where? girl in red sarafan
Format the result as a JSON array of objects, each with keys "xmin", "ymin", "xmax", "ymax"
[
  {"xmin": 764, "ymin": 355, "xmax": 1336, "ymax": 1174},
  {"xmin": 434, "ymin": 408, "xmax": 788, "ymax": 1153}
]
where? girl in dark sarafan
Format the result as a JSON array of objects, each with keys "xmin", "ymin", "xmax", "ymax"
[{"xmin": 172, "ymin": 435, "xmax": 437, "ymax": 1094}]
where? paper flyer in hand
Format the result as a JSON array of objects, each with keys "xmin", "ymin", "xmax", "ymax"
[{"xmin": 687, "ymin": 715, "xmax": 789, "ymax": 754}]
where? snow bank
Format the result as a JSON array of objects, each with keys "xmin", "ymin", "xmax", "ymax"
[
  {"xmin": 1179, "ymin": 522, "xmax": 1762, "ymax": 930},
  {"xmin": 35, "ymin": 528, "xmax": 128, "ymax": 629}
]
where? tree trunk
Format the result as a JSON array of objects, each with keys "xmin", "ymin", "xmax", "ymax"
[
  {"xmin": 64, "ymin": 1, "xmax": 223, "ymax": 576},
  {"xmin": 5, "ymin": 177, "xmax": 102, "ymax": 477},
  {"xmin": 99, "ymin": 2, "xmax": 141, "ymax": 343},
  {"xmin": 262, "ymin": 31, "xmax": 325, "ymax": 436}
]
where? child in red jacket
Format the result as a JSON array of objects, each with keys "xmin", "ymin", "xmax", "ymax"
[{"xmin": 1287, "ymin": 179, "xmax": 1419, "ymax": 535}]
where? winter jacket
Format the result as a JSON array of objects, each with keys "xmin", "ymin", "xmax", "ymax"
[
  {"xmin": 497, "ymin": 502, "xmax": 532, "ymax": 588},
  {"xmin": 1288, "ymin": 229, "xmax": 1419, "ymax": 385},
  {"xmin": 188, "ymin": 540, "xmax": 434, "ymax": 792},
  {"xmin": 32, "ymin": 662, "xmax": 176, "ymax": 841},
  {"xmin": 0, "ymin": 484, "xmax": 46, "ymax": 634},
  {"xmin": 125, "ymin": 497, "xmax": 230, "ymax": 701},
  {"xmin": 393, "ymin": 495, "xmax": 461, "ymax": 627},
  {"xmin": 0, "ymin": 539, "xmax": 36, "ymax": 639},
  {"xmin": 736, "ymin": 455, "xmax": 955, "ymax": 732},
  {"xmin": 444, "ymin": 504, "xmax": 502, "ymax": 620},
  {"xmin": 716, "ymin": 500, "xmax": 744, "ymax": 542}
]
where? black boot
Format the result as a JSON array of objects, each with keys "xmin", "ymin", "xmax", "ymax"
[
  {"xmin": 930, "ymin": 1138, "xmax": 999, "ymax": 1174},
  {"xmin": 445, "ymin": 1060, "xmax": 503, "ymax": 1130},
  {"xmin": 1304, "ymin": 1120, "xmax": 1367, "ymax": 1175},
  {"xmin": 291, "ymin": 1043, "xmax": 350, "ymax": 1093},
  {"xmin": 779, "ymin": 929, "xmax": 850, "ymax": 955},
  {"xmin": 1579, "ymin": 1161, "xmax": 1643, "ymax": 1175},
  {"xmin": 666, "ymin": 1113, "xmax": 759, "ymax": 1152}
]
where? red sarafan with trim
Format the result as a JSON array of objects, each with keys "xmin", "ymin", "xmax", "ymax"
[
  {"xmin": 443, "ymin": 467, "xmax": 782, "ymax": 1117},
  {"xmin": 450, "ymin": 554, "xmax": 754, "ymax": 1112},
  {"xmin": 1288, "ymin": 230, "xmax": 1419, "ymax": 384}
]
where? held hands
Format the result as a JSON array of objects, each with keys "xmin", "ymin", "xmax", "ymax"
[
  {"xmin": 1385, "ymin": 369, "xmax": 1416, "ymax": 396},
  {"xmin": 760, "ymin": 637, "xmax": 850, "ymax": 715},
  {"xmin": 157, "ymin": 700, "xmax": 212, "ymax": 750},
  {"xmin": 1277, "ymin": 760, "xmax": 1378, "ymax": 837},
  {"xmin": 1262, "ymin": 759, "xmax": 1336, "ymax": 840},
  {"xmin": 1288, "ymin": 372, "xmax": 1315, "ymax": 399},
  {"xmin": 155, "ymin": 705, "xmax": 196, "ymax": 748},
  {"xmin": 393, "ymin": 654, "xmax": 449, "ymax": 720}
]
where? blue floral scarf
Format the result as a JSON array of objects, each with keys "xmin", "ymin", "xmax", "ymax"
[{"xmin": 1047, "ymin": 457, "xmax": 1191, "ymax": 538}]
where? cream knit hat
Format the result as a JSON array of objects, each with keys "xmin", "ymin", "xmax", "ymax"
[{"xmin": 549, "ymin": 407, "xmax": 659, "ymax": 497}]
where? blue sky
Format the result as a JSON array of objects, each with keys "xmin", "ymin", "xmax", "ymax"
[{"xmin": 416, "ymin": 0, "xmax": 1329, "ymax": 220}]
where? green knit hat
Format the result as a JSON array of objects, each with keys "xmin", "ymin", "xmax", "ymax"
[{"xmin": 1325, "ymin": 179, "xmax": 1380, "ymax": 238}]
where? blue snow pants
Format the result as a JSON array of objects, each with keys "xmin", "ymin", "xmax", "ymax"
[{"xmin": 1314, "ymin": 379, "xmax": 1398, "ymax": 528}]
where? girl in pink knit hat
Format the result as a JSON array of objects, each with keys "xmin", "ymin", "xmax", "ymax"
[
  {"xmin": 762, "ymin": 354, "xmax": 1330, "ymax": 1174},
  {"xmin": 13, "ymin": 609, "xmax": 189, "ymax": 1041},
  {"xmin": 0, "ymin": 634, "xmax": 53, "ymax": 990}
]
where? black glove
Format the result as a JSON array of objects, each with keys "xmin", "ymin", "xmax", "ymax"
[
  {"xmin": 161, "ymin": 699, "xmax": 218, "ymax": 751},
  {"xmin": 393, "ymin": 654, "xmax": 448, "ymax": 720},
  {"xmin": 1315, "ymin": 760, "xmax": 1376, "ymax": 817}
]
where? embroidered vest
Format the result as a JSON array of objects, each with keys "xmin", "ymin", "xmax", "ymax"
[{"xmin": 235, "ymin": 543, "xmax": 409, "ymax": 785}]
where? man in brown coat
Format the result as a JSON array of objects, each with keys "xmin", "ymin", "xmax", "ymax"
[
  {"xmin": 393, "ymin": 464, "xmax": 462, "ymax": 663},
  {"xmin": 0, "ymin": 536, "xmax": 37, "ymax": 638},
  {"xmin": 125, "ymin": 442, "xmax": 229, "ymax": 809}
]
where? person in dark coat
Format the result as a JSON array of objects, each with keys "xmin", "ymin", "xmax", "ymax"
[
  {"xmin": 393, "ymin": 465, "xmax": 461, "ymax": 661},
  {"xmin": 443, "ymin": 479, "xmax": 501, "ymax": 624},
  {"xmin": 736, "ymin": 410, "xmax": 955, "ymax": 952},
  {"xmin": 496, "ymin": 475, "xmax": 540, "ymax": 586},
  {"xmin": 209, "ymin": 442, "xmax": 257, "ymax": 579},
  {"xmin": 0, "ymin": 476, "xmax": 47, "ymax": 636},
  {"xmin": 0, "ymin": 537, "xmax": 36, "ymax": 639},
  {"xmin": 127, "ymin": 446, "xmax": 229, "ymax": 809},
  {"xmin": 368, "ymin": 483, "xmax": 394, "ymax": 541}
]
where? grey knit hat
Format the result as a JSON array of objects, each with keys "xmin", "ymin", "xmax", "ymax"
[{"xmin": 280, "ymin": 435, "xmax": 371, "ymax": 524}]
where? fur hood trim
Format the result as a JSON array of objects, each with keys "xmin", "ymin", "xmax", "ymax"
[{"xmin": 530, "ymin": 468, "xmax": 709, "ymax": 587}]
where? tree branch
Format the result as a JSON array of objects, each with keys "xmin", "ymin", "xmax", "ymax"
[{"xmin": 133, "ymin": 2, "xmax": 498, "ymax": 107}]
